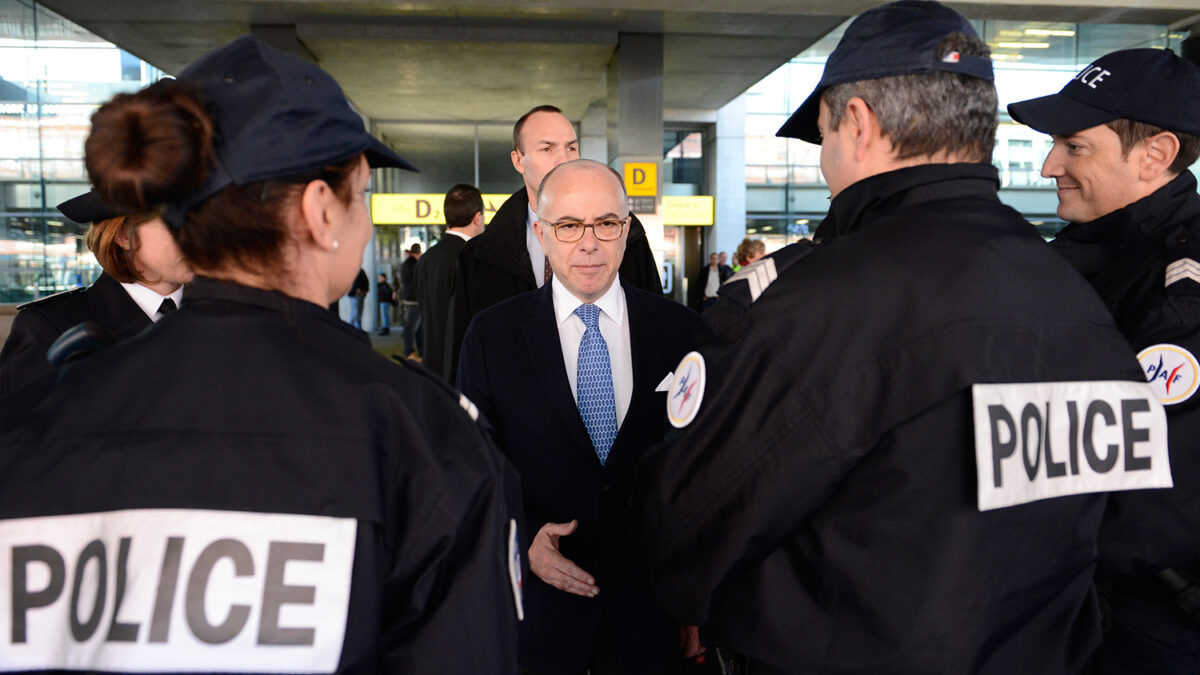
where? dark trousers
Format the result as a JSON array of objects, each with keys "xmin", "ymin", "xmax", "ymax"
[
  {"xmin": 402, "ymin": 303, "xmax": 421, "ymax": 356},
  {"xmin": 518, "ymin": 609, "xmax": 680, "ymax": 675}
]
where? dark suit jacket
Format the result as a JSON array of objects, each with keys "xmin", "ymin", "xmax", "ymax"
[
  {"xmin": 445, "ymin": 188, "xmax": 663, "ymax": 380},
  {"xmin": 415, "ymin": 233, "xmax": 468, "ymax": 381},
  {"xmin": 457, "ymin": 281, "xmax": 698, "ymax": 674},
  {"xmin": 0, "ymin": 272, "xmax": 151, "ymax": 397}
]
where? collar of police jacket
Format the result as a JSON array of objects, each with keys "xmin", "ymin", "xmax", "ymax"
[{"xmin": 824, "ymin": 163, "xmax": 1001, "ymax": 240}]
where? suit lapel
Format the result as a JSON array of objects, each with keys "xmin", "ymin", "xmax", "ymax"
[
  {"xmin": 608, "ymin": 284, "xmax": 661, "ymax": 466},
  {"xmin": 89, "ymin": 273, "xmax": 152, "ymax": 336},
  {"xmin": 523, "ymin": 284, "xmax": 598, "ymax": 462}
]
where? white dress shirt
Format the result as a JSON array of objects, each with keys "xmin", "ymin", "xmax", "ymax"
[
  {"xmin": 446, "ymin": 229, "xmax": 471, "ymax": 242},
  {"xmin": 551, "ymin": 276, "xmax": 633, "ymax": 428},
  {"xmin": 526, "ymin": 203, "xmax": 548, "ymax": 289},
  {"xmin": 120, "ymin": 281, "xmax": 185, "ymax": 322}
]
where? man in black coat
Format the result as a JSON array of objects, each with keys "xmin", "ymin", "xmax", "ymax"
[
  {"xmin": 416, "ymin": 184, "xmax": 485, "ymax": 381},
  {"xmin": 458, "ymin": 159, "xmax": 698, "ymax": 674},
  {"xmin": 445, "ymin": 105, "xmax": 663, "ymax": 379}
]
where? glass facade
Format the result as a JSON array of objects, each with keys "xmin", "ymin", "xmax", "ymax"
[
  {"xmin": 2, "ymin": 2, "xmax": 1195, "ymax": 303},
  {"xmin": 744, "ymin": 19, "xmax": 1193, "ymax": 251},
  {"xmin": 1, "ymin": 0, "xmax": 166, "ymax": 303}
]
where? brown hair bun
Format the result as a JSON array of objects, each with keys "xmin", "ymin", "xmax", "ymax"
[{"xmin": 85, "ymin": 79, "xmax": 215, "ymax": 213}]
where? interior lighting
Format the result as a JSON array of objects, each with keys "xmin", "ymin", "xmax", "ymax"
[
  {"xmin": 997, "ymin": 42, "xmax": 1051, "ymax": 49},
  {"xmin": 1024, "ymin": 29, "xmax": 1075, "ymax": 37},
  {"xmin": 795, "ymin": 218, "xmax": 810, "ymax": 225}
]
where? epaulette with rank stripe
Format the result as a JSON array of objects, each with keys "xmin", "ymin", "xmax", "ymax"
[
  {"xmin": 15, "ymin": 285, "xmax": 87, "ymax": 310},
  {"xmin": 716, "ymin": 240, "xmax": 816, "ymax": 308}
]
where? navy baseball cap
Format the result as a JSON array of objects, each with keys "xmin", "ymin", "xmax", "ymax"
[
  {"xmin": 1008, "ymin": 48, "xmax": 1200, "ymax": 137},
  {"xmin": 777, "ymin": 0, "xmax": 992, "ymax": 144},
  {"xmin": 164, "ymin": 35, "xmax": 416, "ymax": 227},
  {"xmin": 57, "ymin": 190, "xmax": 128, "ymax": 224}
]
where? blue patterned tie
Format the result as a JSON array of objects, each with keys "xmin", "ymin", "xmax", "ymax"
[{"xmin": 574, "ymin": 303, "xmax": 617, "ymax": 464}]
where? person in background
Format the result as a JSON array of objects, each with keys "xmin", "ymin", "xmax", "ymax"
[
  {"xmin": 400, "ymin": 242, "xmax": 421, "ymax": 357},
  {"xmin": 0, "ymin": 191, "xmax": 191, "ymax": 397},
  {"xmin": 348, "ymin": 267, "xmax": 369, "ymax": 329},
  {"xmin": 689, "ymin": 253, "xmax": 731, "ymax": 312},
  {"xmin": 1009, "ymin": 47, "xmax": 1200, "ymax": 674},
  {"xmin": 416, "ymin": 183, "xmax": 485, "ymax": 381},
  {"xmin": 377, "ymin": 272, "xmax": 395, "ymax": 336},
  {"xmin": 734, "ymin": 238, "xmax": 766, "ymax": 267},
  {"xmin": 0, "ymin": 37, "xmax": 521, "ymax": 672}
]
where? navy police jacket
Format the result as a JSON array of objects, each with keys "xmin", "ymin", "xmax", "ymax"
[
  {"xmin": 1053, "ymin": 170, "xmax": 1200, "ymax": 577},
  {"xmin": 635, "ymin": 164, "xmax": 1166, "ymax": 674},
  {"xmin": 0, "ymin": 277, "xmax": 523, "ymax": 674}
]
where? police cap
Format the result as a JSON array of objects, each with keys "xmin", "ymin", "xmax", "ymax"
[
  {"xmin": 776, "ymin": 0, "xmax": 993, "ymax": 144},
  {"xmin": 1008, "ymin": 48, "xmax": 1200, "ymax": 138},
  {"xmin": 163, "ymin": 35, "xmax": 417, "ymax": 228}
]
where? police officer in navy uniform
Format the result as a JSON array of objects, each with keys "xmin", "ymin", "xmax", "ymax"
[
  {"xmin": 0, "ymin": 37, "xmax": 522, "ymax": 673},
  {"xmin": 633, "ymin": 2, "xmax": 1170, "ymax": 673},
  {"xmin": 0, "ymin": 193, "xmax": 190, "ymax": 397},
  {"xmin": 1010, "ymin": 48, "xmax": 1200, "ymax": 673}
]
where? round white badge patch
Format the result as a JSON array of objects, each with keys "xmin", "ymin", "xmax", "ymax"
[
  {"xmin": 667, "ymin": 351, "xmax": 707, "ymax": 428},
  {"xmin": 1138, "ymin": 343, "xmax": 1200, "ymax": 405}
]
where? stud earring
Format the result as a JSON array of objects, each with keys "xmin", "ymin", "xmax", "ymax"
[{"xmin": 333, "ymin": 240, "xmax": 340, "ymax": 250}]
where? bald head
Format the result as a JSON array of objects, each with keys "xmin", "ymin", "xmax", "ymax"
[{"xmin": 536, "ymin": 159, "xmax": 628, "ymax": 217}]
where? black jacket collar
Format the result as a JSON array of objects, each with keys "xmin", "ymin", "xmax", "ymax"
[
  {"xmin": 821, "ymin": 163, "xmax": 1001, "ymax": 240},
  {"xmin": 1052, "ymin": 171, "xmax": 1200, "ymax": 280},
  {"xmin": 185, "ymin": 276, "xmax": 369, "ymax": 345}
]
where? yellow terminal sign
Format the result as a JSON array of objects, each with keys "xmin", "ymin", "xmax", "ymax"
[
  {"xmin": 662, "ymin": 196, "xmax": 714, "ymax": 226},
  {"xmin": 624, "ymin": 162, "xmax": 658, "ymax": 197},
  {"xmin": 371, "ymin": 193, "xmax": 510, "ymax": 225}
]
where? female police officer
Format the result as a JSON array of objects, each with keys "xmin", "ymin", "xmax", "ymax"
[
  {"xmin": 0, "ymin": 37, "xmax": 521, "ymax": 673},
  {"xmin": 0, "ymin": 194, "xmax": 191, "ymax": 397}
]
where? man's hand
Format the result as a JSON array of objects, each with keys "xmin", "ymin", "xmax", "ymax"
[
  {"xmin": 681, "ymin": 624, "xmax": 705, "ymax": 659},
  {"xmin": 528, "ymin": 520, "xmax": 599, "ymax": 598}
]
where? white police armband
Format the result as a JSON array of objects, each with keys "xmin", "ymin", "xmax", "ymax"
[
  {"xmin": 972, "ymin": 381, "xmax": 1171, "ymax": 512},
  {"xmin": 0, "ymin": 509, "xmax": 356, "ymax": 673}
]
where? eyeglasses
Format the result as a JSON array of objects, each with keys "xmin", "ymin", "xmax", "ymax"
[{"xmin": 539, "ymin": 217, "xmax": 629, "ymax": 243}]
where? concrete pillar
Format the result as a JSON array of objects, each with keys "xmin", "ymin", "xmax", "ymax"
[
  {"xmin": 607, "ymin": 33, "xmax": 666, "ymax": 280},
  {"xmin": 580, "ymin": 101, "xmax": 608, "ymax": 163},
  {"xmin": 710, "ymin": 94, "xmax": 747, "ymax": 257}
]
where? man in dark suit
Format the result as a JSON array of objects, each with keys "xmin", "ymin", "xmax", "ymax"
[
  {"xmin": 444, "ymin": 104, "xmax": 663, "ymax": 378},
  {"xmin": 458, "ymin": 159, "xmax": 699, "ymax": 674},
  {"xmin": 416, "ymin": 183, "xmax": 485, "ymax": 380}
]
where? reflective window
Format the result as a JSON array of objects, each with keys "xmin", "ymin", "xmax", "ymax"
[{"xmin": 0, "ymin": 0, "xmax": 165, "ymax": 303}]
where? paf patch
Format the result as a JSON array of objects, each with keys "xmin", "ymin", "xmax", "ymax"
[
  {"xmin": 1138, "ymin": 343, "xmax": 1199, "ymax": 405},
  {"xmin": 972, "ymin": 380, "xmax": 1171, "ymax": 511},
  {"xmin": 667, "ymin": 351, "xmax": 706, "ymax": 429}
]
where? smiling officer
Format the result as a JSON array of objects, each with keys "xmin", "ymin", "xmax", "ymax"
[
  {"xmin": 633, "ymin": 3, "xmax": 1171, "ymax": 673},
  {"xmin": 1010, "ymin": 48, "xmax": 1200, "ymax": 673}
]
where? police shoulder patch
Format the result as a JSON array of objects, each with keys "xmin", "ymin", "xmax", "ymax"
[
  {"xmin": 1138, "ymin": 343, "xmax": 1200, "ymax": 405},
  {"xmin": 717, "ymin": 240, "xmax": 815, "ymax": 308},
  {"xmin": 667, "ymin": 351, "xmax": 706, "ymax": 429}
]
